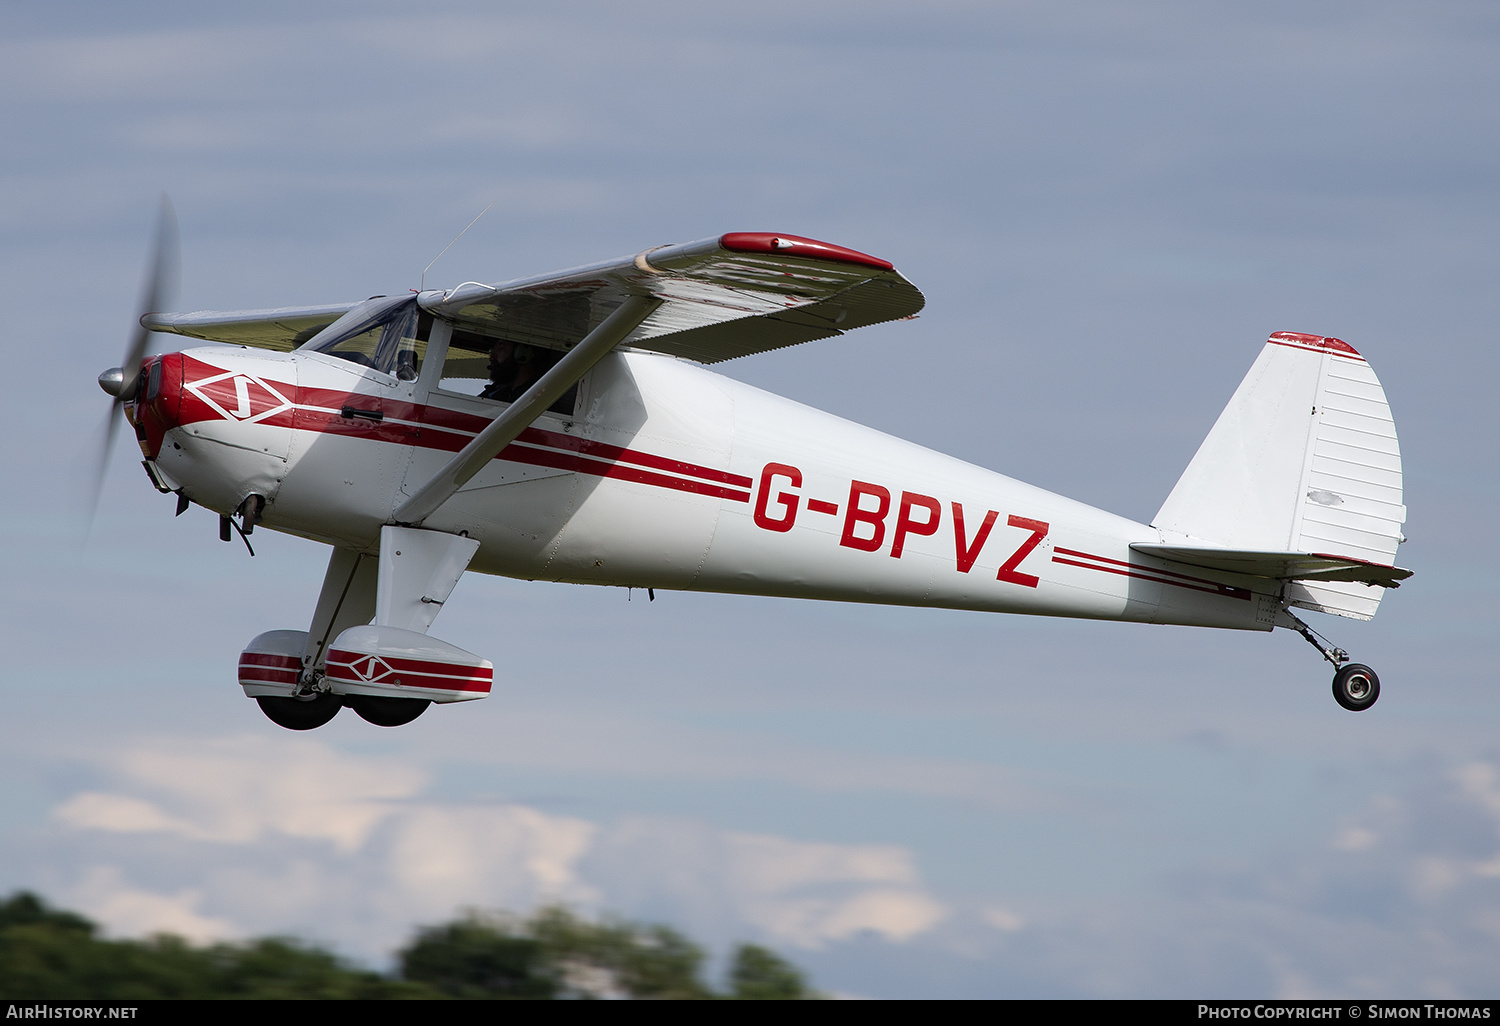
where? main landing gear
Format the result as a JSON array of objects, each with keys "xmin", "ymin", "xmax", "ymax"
[
  {"xmin": 346, "ymin": 694, "xmax": 431, "ymax": 727},
  {"xmin": 256, "ymin": 691, "xmax": 343, "ymax": 731},
  {"xmin": 1281, "ymin": 608, "xmax": 1380, "ymax": 712},
  {"xmin": 255, "ymin": 686, "xmax": 431, "ymax": 730}
]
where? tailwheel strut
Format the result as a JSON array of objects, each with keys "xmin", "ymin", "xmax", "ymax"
[{"xmin": 1279, "ymin": 607, "xmax": 1380, "ymax": 713}]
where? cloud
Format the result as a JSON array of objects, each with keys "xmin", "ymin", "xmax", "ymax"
[
  {"xmin": 425, "ymin": 707, "xmax": 1054, "ymax": 813},
  {"xmin": 54, "ymin": 734, "xmax": 424, "ymax": 851},
  {"xmin": 579, "ymin": 816, "xmax": 946, "ymax": 949},
  {"xmin": 386, "ymin": 804, "xmax": 598, "ymax": 913},
  {"xmin": 983, "ymin": 905, "xmax": 1026, "ymax": 932},
  {"xmin": 69, "ymin": 867, "xmax": 234, "ymax": 945},
  {"xmin": 753, "ymin": 886, "xmax": 946, "ymax": 947},
  {"xmin": 43, "ymin": 734, "xmax": 945, "ymax": 960},
  {"xmin": 940, "ymin": 758, "xmax": 1500, "ymax": 998},
  {"xmin": 40, "ymin": 738, "xmax": 1500, "ymax": 995},
  {"xmin": 721, "ymin": 832, "xmax": 945, "ymax": 945}
]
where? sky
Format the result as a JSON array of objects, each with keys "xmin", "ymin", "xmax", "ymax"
[{"xmin": 1, "ymin": 0, "xmax": 1498, "ymax": 998}]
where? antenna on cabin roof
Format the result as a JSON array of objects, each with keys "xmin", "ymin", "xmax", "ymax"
[{"xmin": 421, "ymin": 201, "xmax": 495, "ymax": 292}]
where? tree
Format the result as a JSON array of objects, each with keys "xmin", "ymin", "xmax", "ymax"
[
  {"xmin": 399, "ymin": 907, "xmax": 714, "ymax": 999},
  {"xmin": 0, "ymin": 891, "xmax": 820, "ymax": 1000},
  {"xmin": 729, "ymin": 943, "xmax": 818, "ymax": 999},
  {"xmin": 399, "ymin": 915, "xmax": 558, "ymax": 999},
  {"xmin": 0, "ymin": 892, "xmax": 430, "ymax": 999}
]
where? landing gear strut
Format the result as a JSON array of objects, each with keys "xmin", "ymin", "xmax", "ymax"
[{"xmin": 1280, "ymin": 608, "xmax": 1380, "ymax": 712}]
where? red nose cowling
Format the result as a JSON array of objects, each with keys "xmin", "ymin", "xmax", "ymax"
[{"xmin": 131, "ymin": 352, "xmax": 183, "ymax": 461}]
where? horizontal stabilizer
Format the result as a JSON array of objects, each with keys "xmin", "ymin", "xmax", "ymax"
[{"xmin": 1130, "ymin": 544, "xmax": 1412, "ymax": 588}]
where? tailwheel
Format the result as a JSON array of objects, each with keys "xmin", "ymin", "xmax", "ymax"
[
  {"xmin": 256, "ymin": 692, "xmax": 343, "ymax": 730},
  {"xmin": 346, "ymin": 695, "xmax": 430, "ymax": 727},
  {"xmin": 1332, "ymin": 663, "xmax": 1380, "ymax": 712},
  {"xmin": 1280, "ymin": 607, "xmax": 1382, "ymax": 713}
]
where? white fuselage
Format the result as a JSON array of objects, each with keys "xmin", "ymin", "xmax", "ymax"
[{"xmin": 145, "ymin": 340, "xmax": 1274, "ymax": 634}]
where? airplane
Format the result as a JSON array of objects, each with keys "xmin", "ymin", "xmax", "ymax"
[{"xmin": 97, "ymin": 204, "xmax": 1410, "ymax": 730}]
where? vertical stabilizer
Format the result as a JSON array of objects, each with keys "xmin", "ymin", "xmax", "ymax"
[{"xmin": 1152, "ymin": 332, "xmax": 1405, "ymax": 620}]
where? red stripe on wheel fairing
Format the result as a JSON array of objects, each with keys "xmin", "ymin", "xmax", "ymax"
[
  {"xmin": 238, "ymin": 661, "xmax": 300, "ymax": 685},
  {"xmin": 240, "ymin": 671, "xmax": 300, "ymax": 684},
  {"xmin": 328, "ymin": 671, "xmax": 491, "ymax": 694},
  {"xmin": 326, "ymin": 650, "xmax": 493, "ymax": 693},
  {"xmin": 239, "ymin": 653, "xmax": 301, "ymax": 668},
  {"xmin": 327, "ymin": 651, "xmax": 493, "ymax": 681},
  {"xmin": 239, "ymin": 651, "xmax": 301, "ymax": 686}
]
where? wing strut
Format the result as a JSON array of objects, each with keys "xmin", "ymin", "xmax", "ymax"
[{"xmin": 392, "ymin": 294, "xmax": 660, "ymax": 526}]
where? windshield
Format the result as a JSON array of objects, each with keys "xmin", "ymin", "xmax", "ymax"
[{"xmin": 299, "ymin": 296, "xmax": 430, "ymax": 381}]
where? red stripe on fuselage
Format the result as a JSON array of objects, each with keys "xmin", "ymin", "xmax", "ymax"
[
  {"xmin": 1052, "ymin": 546, "xmax": 1252, "ymax": 600},
  {"xmin": 174, "ymin": 356, "xmax": 750, "ymax": 502},
  {"xmin": 502, "ymin": 442, "xmax": 751, "ymax": 501},
  {"xmin": 290, "ymin": 383, "xmax": 752, "ymax": 487}
]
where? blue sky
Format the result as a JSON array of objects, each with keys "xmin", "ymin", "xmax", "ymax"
[{"xmin": 2, "ymin": 1, "xmax": 1498, "ymax": 997}]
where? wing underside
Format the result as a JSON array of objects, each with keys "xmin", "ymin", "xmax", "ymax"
[
  {"xmin": 419, "ymin": 232, "xmax": 923, "ymax": 362},
  {"xmin": 142, "ymin": 233, "xmax": 924, "ymax": 363},
  {"xmin": 142, "ymin": 303, "xmax": 358, "ymax": 351}
]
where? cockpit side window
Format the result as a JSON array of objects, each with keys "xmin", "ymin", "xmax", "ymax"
[
  {"xmin": 300, "ymin": 297, "xmax": 432, "ymax": 381},
  {"xmin": 438, "ymin": 328, "xmax": 577, "ymax": 416}
]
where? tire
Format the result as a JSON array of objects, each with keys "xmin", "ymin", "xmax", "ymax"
[
  {"xmin": 1332, "ymin": 663, "xmax": 1380, "ymax": 712},
  {"xmin": 347, "ymin": 694, "xmax": 431, "ymax": 727},
  {"xmin": 256, "ymin": 692, "xmax": 343, "ymax": 730}
]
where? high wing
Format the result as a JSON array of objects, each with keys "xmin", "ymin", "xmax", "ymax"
[
  {"xmin": 393, "ymin": 232, "xmax": 921, "ymax": 524},
  {"xmin": 142, "ymin": 233, "xmax": 924, "ymax": 363},
  {"xmin": 417, "ymin": 232, "xmax": 924, "ymax": 363},
  {"xmin": 143, "ymin": 232, "xmax": 922, "ymax": 528},
  {"xmin": 1129, "ymin": 544, "xmax": 1413, "ymax": 589},
  {"xmin": 143, "ymin": 303, "xmax": 358, "ymax": 351}
]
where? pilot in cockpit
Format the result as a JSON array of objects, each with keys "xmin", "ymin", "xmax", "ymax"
[{"xmin": 479, "ymin": 339, "xmax": 542, "ymax": 403}]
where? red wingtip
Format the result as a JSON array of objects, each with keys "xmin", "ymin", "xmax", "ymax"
[
  {"xmin": 719, "ymin": 232, "xmax": 894, "ymax": 271},
  {"xmin": 1268, "ymin": 331, "xmax": 1361, "ymax": 357}
]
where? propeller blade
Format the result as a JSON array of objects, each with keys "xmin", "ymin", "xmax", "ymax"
[
  {"xmin": 88, "ymin": 197, "xmax": 180, "ymax": 532},
  {"xmin": 119, "ymin": 196, "xmax": 179, "ymax": 400},
  {"xmin": 85, "ymin": 402, "xmax": 122, "ymax": 533}
]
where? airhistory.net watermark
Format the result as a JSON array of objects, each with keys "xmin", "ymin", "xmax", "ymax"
[{"xmin": 5, "ymin": 1008, "xmax": 137, "ymax": 1019}]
